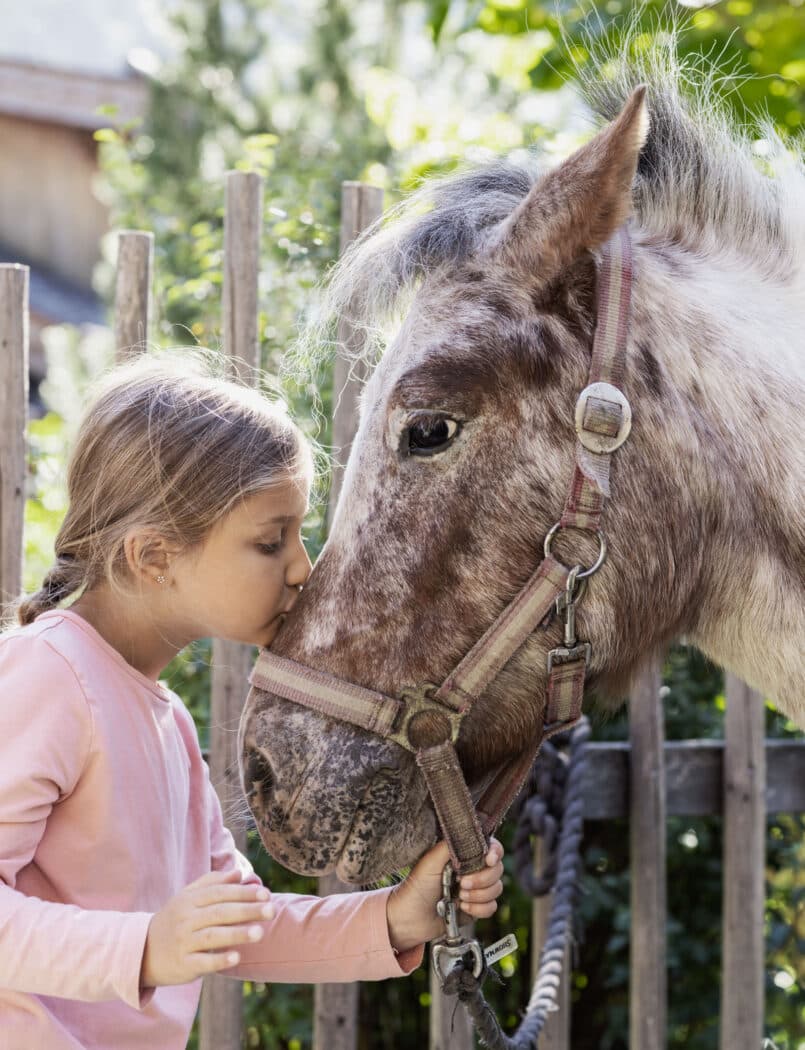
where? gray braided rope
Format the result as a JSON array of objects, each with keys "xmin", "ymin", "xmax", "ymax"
[{"xmin": 441, "ymin": 717, "xmax": 590, "ymax": 1049}]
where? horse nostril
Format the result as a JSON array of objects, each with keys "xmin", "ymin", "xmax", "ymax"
[{"xmin": 244, "ymin": 748, "xmax": 274, "ymax": 799}]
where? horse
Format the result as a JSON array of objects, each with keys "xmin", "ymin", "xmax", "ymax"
[{"xmin": 238, "ymin": 50, "xmax": 805, "ymax": 885}]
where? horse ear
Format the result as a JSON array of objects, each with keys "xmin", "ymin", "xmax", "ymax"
[{"xmin": 490, "ymin": 86, "xmax": 649, "ymax": 283}]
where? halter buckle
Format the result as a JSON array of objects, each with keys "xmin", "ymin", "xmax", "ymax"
[
  {"xmin": 546, "ymin": 641, "xmax": 591, "ymax": 676},
  {"xmin": 575, "ymin": 381, "xmax": 632, "ymax": 453},
  {"xmin": 388, "ymin": 683, "xmax": 464, "ymax": 752}
]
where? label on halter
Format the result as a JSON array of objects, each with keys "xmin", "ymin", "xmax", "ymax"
[{"xmin": 484, "ymin": 933, "xmax": 518, "ymax": 966}]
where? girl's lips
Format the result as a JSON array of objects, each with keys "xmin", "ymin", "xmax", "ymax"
[{"xmin": 263, "ymin": 613, "xmax": 287, "ymax": 646}]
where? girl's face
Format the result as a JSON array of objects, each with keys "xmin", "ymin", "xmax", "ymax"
[{"xmin": 170, "ymin": 477, "xmax": 312, "ymax": 649}]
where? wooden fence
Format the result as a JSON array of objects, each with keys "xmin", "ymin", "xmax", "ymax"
[{"xmin": 0, "ymin": 171, "xmax": 802, "ymax": 1050}]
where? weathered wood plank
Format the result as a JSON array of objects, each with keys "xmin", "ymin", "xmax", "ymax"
[
  {"xmin": 314, "ymin": 182, "xmax": 383, "ymax": 1050},
  {"xmin": 199, "ymin": 170, "xmax": 264, "ymax": 1050},
  {"xmin": 720, "ymin": 676, "xmax": 765, "ymax": 1050},
  {"xmin": 581, "ymin": 738, "xmax": 804, "ymax": 819},
  {"xmin": 0, "ymin": 265, "xmax": 29, "ymax": 619},
  {"xmin": 313, "ymin": 871, "xmax": 360, "ymax": 1050},
  {"xmin": 628, "ymin": 657, "xmax": 667, "ymax": 1050},
  {"xmin": 114, "ymin": 230, "xmax": 153, "ymax": 360},
  {"xmin": 222, "ymin": 172, "xmax": 263, "ymax": 382}
]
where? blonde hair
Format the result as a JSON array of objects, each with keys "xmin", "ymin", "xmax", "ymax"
[{"xmin": 12, "ymin": 348, "xmax": 313, "ymax": 627}]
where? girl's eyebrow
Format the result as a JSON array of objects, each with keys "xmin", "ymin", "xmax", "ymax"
[{"xmin": 255, "ymin": 511, "xmax": 309, "ymax": 527}]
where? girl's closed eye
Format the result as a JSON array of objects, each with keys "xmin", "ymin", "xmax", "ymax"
[{"xmin": 257, "ymin": 533, "xmax": 284, "ymax": 555}]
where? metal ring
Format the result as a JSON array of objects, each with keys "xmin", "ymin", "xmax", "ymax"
[{"xmin": 543, "ymin": 522, "xmax": 607, "ymax": 580}]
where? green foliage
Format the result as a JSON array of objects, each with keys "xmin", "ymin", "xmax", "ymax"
[
  {"xmin": 23, "ymin": 413, "xmax": 70, "ymax": 593},
  {"xmin": 436, "ymin": 0, "xmax": 805, "ymax": 133}
]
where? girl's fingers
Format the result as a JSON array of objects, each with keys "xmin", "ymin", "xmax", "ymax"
[
  {"xmin": 195, "ymin": 901, "xmax": 275, "ymax": 928},
  {"xmin": 193, "ymin": 882, "xmax": 271, "ymax": 909},
  {"xmin": 460, "ymin": 862, "xmax": 504, "ymax": 892},
  {"xmin": 192, "ymin": 923, "xmax": 266, "ymax": 952},
  {"xmin": 460, "ymin": 900, "xmax": 498, "ymax": 920},
  {"xmin": 485, "ymin": 840, "xmax": 503, "ymax": 865},
  {"xmin": 460, "ymin": 879, "xmax": 503, "ymax": 905},
  {"xmin": 190, "ymin": 949, "xmax": 243, "ymax": 975}
]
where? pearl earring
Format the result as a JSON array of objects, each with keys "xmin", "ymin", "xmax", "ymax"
[{"xmin": 156, "ymin": 575, "xmax": 166, "ymax": 585}]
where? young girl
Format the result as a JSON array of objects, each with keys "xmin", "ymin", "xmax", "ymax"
[{"xmin": 0, "ymin": 348, "xmax": 504, "ymax": 1050}]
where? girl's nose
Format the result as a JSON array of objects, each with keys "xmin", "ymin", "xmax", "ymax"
[{"xmin": 287, "ymin": 543, "xmax": 312, "ymax": 590}]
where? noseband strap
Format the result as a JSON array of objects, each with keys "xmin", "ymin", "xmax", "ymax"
[{"xmin": 248, "ymin": 226, "xmax": 635, "ymax": 876}]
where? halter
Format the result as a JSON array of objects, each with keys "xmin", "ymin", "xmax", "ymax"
[{"xmin": 247, "ymin": 226, "xmax": 635, "ymax": 878}]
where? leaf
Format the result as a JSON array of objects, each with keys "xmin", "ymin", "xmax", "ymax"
[{"xmin": 427, "ymin": 0, "xmax": 451, "ymax": 42}]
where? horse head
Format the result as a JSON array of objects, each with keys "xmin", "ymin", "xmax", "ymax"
[{"xmin": 239, "ymin": 70, "xmax": 805, "ymax": 881}]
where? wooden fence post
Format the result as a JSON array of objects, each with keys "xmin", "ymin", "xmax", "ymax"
[
  {"xmin": 313, "ymin": 181, "xmax": 383, "ymax": 1050},
  {"xmin": 0, "ymin": 265, "xmax": 29, "ymax": 617},
  {"xmin": 115, "ymin": 231, "xmax": 154, "ymax": 359},
  {"xmin": 720, "ymin": 675, "xmax": 765, "ymax": 1050},
  {"xmin": 200, "ymin": 170, "xmax": 264, "ymax": 1050},
  {"xmin": 629, "ymin": 655, "xmax": 667, "ymax": 1049}
]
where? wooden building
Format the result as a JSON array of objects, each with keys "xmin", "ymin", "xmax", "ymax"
[{"xmin": 0, "ymin": 3, "xmax": 157, "ymax": 409}]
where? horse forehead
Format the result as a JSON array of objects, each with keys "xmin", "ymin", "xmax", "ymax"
[
  {"xmin": 417, "ymin": 270, "xmax": 527, "ymax": 334},
  {"xmin": 363, "ymin": 274, "xmax": 529, "ymax": 403}
]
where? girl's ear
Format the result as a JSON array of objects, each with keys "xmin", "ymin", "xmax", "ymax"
[
  {"xmin": 488, "ymin": 85, "xmax": 649, "ymax": 287},
  {"xmin": 123, "ymin": 530, "xmax": 172, "ymax": 584}
]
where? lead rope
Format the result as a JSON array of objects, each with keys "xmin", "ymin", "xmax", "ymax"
[{"xmin": 438, "ymin": 716, "xmax": 590, "ymax": 1049}]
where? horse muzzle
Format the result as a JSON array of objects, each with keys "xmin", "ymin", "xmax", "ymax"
[{"xmin": 239, "ymin": 689, "xmax": 435, "ymax": 881}]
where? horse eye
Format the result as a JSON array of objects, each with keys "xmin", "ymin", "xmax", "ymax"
[{"xmin": 405, "ymin": 415, "xmax": 460, "ymax": 456}]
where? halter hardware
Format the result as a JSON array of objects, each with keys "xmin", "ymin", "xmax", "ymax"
[
  {"xmin": 547, "ymin": 564, "xmax": 593, "ymax": 679},
  {"xmin": 388, "ymin": 683, "xmax": 464, "ymax": 752},
  {"xmin": 575, "ymin": 380, "xmax": 632, "ymax": 453},
  {"xmin": 543, "ymin": 522, "xmax": 607, "ymax": 580},
  {"xmin": 431, "ymin": 862, "xmax": 485, "ymax": 982}
]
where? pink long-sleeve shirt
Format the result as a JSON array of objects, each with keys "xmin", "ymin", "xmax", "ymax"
[{"xmin": 0, "ymin": 610, "xmax": 423, "ymax": 1050}]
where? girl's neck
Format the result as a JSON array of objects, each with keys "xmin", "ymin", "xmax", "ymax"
[{"xmin": 68, "ymin": 587, "xmax": 184, "ymax": 682}]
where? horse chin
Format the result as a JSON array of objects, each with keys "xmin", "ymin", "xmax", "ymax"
[
  {"xmin": 246, "ymin": 756, "xmax": 438, "ymax": 883},
  {"xmin": 333, "ymin": 798, "xmax": 439, "ymax": 885}
]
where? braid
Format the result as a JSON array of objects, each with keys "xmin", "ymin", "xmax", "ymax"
[{"xmin": 14, "ymin": 555, "xmax": 85, "ymax": 627}]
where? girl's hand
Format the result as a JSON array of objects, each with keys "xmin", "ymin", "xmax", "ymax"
[
  {"xmin": 386, "ymin": 839, "xmax": 504, "ymax": 954},
  {"xmin": 140, "ymin": 869, "xmax": 274, "ymax": 988}
]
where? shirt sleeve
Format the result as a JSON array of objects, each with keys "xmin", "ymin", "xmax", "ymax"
[
  {"xmin": 224, "ymin": 886, "xmax": 424, "ymax": 983},
  {"xmin": 0, "ymin": 633, "xmax": 153, "ymax": 1009},
  {"xmin": 202, "ymin": 746, "xmax": 424, "ymax": 983}
]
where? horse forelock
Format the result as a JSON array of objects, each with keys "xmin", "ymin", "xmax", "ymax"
[{"xmin": 290, "ymin": 27, "xmax": 804, "ymax": 390}]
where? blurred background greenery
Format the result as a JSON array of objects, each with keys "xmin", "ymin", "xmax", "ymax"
[{"xmin": 19, "ymin": 0, "xmax": 804, "ymax": 1047}]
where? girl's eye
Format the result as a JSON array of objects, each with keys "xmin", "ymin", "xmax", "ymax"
[{"xmin": 258, "ymin": 540, "xmax": 283, "ymax": 555}]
